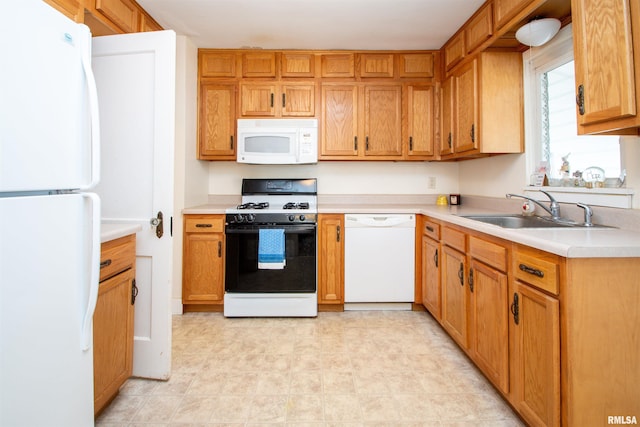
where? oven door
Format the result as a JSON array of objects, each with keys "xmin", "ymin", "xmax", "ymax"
[{"xmin": 225, "ymin": 223, "xmax": 317, "ymax": 293}]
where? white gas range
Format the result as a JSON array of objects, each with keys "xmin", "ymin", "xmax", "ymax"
[{"xmin": 223, "ymin": 179, "xmax": 318, "ymax": 317}]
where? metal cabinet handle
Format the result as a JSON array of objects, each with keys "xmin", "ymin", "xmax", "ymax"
[
  {"xmin": 458, "ymin": 263, "xmax": 464, "ymax": 286},
  {"xmin": 337, "ymin": 225, "xmax": 341, "ymax": 242},
  {"xmin": 195, "ymin": 223, "xmax": 213, "ymax": 228},
  {"xmin": 365, "ymin": 136, "xmax": 369, "ymax": 151},
  {"xmin": 425, "ymin": 225, "xmax": 434, "ymax": 233},
  {"xmin": 519, "ymin": 263, "xmax": 544, "ymax": 278},
  {"xmin": 131, "ymin": 279, "xmax": 138, "ymax": 305},
  {"xmin": 230, "ymin": 135, "xmax": 234, "ymax": 150},
  {"xmin": 576, "ymin": 84, "xmax": 585, "ymax": 115},
  {"xmin": 470, "ymin": 124, "xmax": 475, "ymax": 143},
  {"xmin": 409, "ymin": 136, "xmax": 413, "ymax": 151},
  {"xmin": 100, "ymin": 259, "xmax": 112, "ymax": 269},
  {"xmin": 217, "ymin": 240, "xmax": 222, "ymax": 258},
  {"xmin": 282, "ymin": 93, "xmax": 286, "ymax": 108},
  {"xmin": 354, "ymin": 136, "xmax": 358, "ymax": 150},
  {"xmin": 270, "ymin": 93, "xmax": 274, "ymax": 108},
  {"xmin": 447, "ymin": 132, "xmax": 452, "ymax": 148},
  {"xmin": 469, "ymin": 268, "xmax": 474, "ymax": 293},
  {"xmin": 434, "ymin": 248, "xmax": 438, "ymax": 268},
  {"xmin": 511, "ymin": 293, "xmax": 519, "ymax": 325}
]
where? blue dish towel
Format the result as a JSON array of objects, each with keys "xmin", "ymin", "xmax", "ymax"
[{"xmin": 258, "ymin": 229, "xmax": 286, "ymax": 269}]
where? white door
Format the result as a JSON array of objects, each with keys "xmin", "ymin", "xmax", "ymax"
[{"xmin": 92, "ymin": 30, "xmax": 176, "ymax": 380}]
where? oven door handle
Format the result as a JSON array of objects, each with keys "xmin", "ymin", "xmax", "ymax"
[{"xmin": 225, "ymin": 225, "xmax": 317, "ymax": 234}]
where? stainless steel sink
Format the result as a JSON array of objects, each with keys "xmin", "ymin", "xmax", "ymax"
[{"xmin": 461, "ymin": 214, "xmax": 610, "ymax": 229}]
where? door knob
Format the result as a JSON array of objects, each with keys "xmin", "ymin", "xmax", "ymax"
[{"xmin": 150, "ymin": 211, "xmax": 163, "ymax": 238}]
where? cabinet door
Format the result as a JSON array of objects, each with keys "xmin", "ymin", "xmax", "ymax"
[
  {"xmin": 93, "ymin": 268, "xmax": 134, "ymax": 415},
  {"xmin": 399, "ymin": 53, "xmax": 435, "ymax": 78},
  {"xmin": 360, "ymin": 53, "xmax": 395, "ymax": 78},
  {"xmin": 444, "ymin": 32, "xmax": 465, "ymax": 71},
  {"xmin": 199, "ymin": 84, "xmax": 236, "ymax": 159},
  {"xmin": 240, "ymin": 83, "xmax": 277, "ymax": 116},
  {"xmin": 494, "ymin": 0, "xmax": 531, "ymax": 29},
  {"xmin": 200, "ymin": 52, "xmax": 237, "ymax": 78},
  {"xmin": 318, "ymin": 214, "xmax": 344, "ymax": 305},
  {"xmin": 183, "ymin": 230, "xmax": 224, "ymax": 304},
  {"xmin": 511, "ymin": 281, "xmax": 561, "ymax": 427},
  {"xmin": 95, "ymin": 0, "xmax": 139, "ymax": 33},
  {"xmin": 407, "ymin": 85, "xmax": 435, "ymax": 158},
  {"xmin": 321, "ymin": 54, "xmax": 355, "ymax": 78},
  {"xmin": 363, "ymin": 85, "xmax": 402, "ymax": 157},
  {"xmin": 281, "ymin": 53, "xmax": 315, "ymax": 77},
  {"xmin": 454, "ymin": 60, "xmax": 478, "ymax": 153},
  {"xmin": 572, "ymin": 0, "xmax": 639, "ymax": 131},
  {"xmin": 242, "ymin": 52, "xmax": 276, "ymax": 78},
  {"xmin": 44, "ymin": 0, "xmax": 83, "ymax": 21},
  {"xmin": 422, "ymin": 236, "xmax": 441, "ymax": 320},
  {"xmin": 466, "ymin": 2, "xmax": 493, "ymax": 53},
  {"xmin": 440, "ymin": 77, "xmax": 455, "ymax": 156},
  {"xmin": 281, "ymin": 83, "xmax": 315, "ymax": 117},
  {"xmin": 441, "ymin": 245, "xmax": 468, "ymax": 348},
  {"xmin": 321, "ymin": 85, "xmax": 359, "ymax": 157},
  {"xmin": 469, "ymin": 260, "xmax": 509, "ymax": 394}
]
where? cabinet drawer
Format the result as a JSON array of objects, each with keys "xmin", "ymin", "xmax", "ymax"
[
  {"xmin": 422, "ymin": 219, "xmax": 440, "ymax": 241},
  {"xmin": 100, "ymin": 234, "xmax": 135, "ymax": 282},
  {"xmin": 514, "ymin": 248, "xmax": 560, "ymax": 295},
  {"xmin": 185, "ymin": 216, "xmax": 224, "ymax": 233},
  {"xmin": 442, "ymin": 226, "xmax": 466, "ymax": 252},
  {"xmin": 469, "ymin": 236, "xmax": 507, "ymax": 272}
]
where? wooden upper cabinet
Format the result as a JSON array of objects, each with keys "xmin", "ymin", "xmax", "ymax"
[
  {"xmin": 139, "ymin": 11, "xmax": 163, "ymax": 32},
  {"xmin": 198, "ymin": 84, "xmax": 236, "ymax": 159},
  {"xmin": 44, "ymin": 0, "xmax": 83, "ymax": 22},
  {"xmin": 466, "ymin": 2, "xmax": 494, "ymax": 53},
  {"xmin": 281, "ymin": 53, "xmax": 315, "ymax": 77},
  {"xmin": 240, "ymin": 83, "xmax": 277, "ymax": 116},
  {"xmin": 440, "ymin": 77, "xmax": 454, "ymax": 156},
  {"xmin": 242, "ymin": 52, "xmax": 277, "ymax": 78},
  {"xmin": 321, "ymin": 54, "xmax": 356, "ymax": 78},
  {"xmin": 321, "ymin": 85, "xmax": 359, "ymax": 157},
  {"xmin": 444, "ymin": 32, "xmax": 465, "ymax": 71},
  {"xmin": 399, "ymin": 53, "xmax": 435, "ymax": 78},
  {"xmin": 359, "ymin": 53, "xmax": 395, "ymax": 78},
  {"xmin": 363, "ymin": 85, "xmax": 402, "ymax": 156},
  {"xmin": 200, "ymin": 52, "xmax": 237, "ymax": 78},
  {"xmin": 454, "ymin": 60, "xmax": 479, "ymax": 154},
  {"xmin": 281, "ymin": 83, "xmax": 315, "ymax": 117},
  {"xmin": 572, "ymin": 0, "xmax": 640, "ymax": 134},
  {"xmin": 407, "ymin": 85, "xmax": 435, "ymax": 158},
  {"xmin": 494, "ymin": 0, "xmax": 532, "ymax": 30},
  {"xmin": 94, "ymin": 0, "xmax": 139, "ymax": 33}
]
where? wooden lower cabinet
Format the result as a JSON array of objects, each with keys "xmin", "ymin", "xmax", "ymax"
[
  {"xmin": 441, "ymin": 243, "xmax": 468, "ymax": 348},
  {"xmin": 182, "ymin": 215, "xmax": 225, "ymax": 308},
  {"xmin": 421, "ymin": 234, "xmax": 441, "ymax": 319},
  {"xmin": 318, "ymin": 214, "xmax": 344, "ymax": 307},
  {"xmin": 469, "ymin": 259, "xmax": 509, "ymax": 395},
  {"xmin": 94, "ymin": 234, "xmax": 136, "ymax": 416},
  {"xmin": 510, "ymin": 279, "xmax": 560, "ymax": 427}
]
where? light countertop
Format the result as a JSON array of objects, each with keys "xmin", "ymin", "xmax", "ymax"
[
  {"xmin": 101, "ymin": 222, "xmax": 142, "ymax": 243},
  {"xmin": 184, "ymin": 197, "xmax": 640, "ymax": 258}
]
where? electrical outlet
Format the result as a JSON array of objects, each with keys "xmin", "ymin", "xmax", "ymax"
[{"xmin": 427, "ymin": 176, "xmax": 437, "ymax": 189}]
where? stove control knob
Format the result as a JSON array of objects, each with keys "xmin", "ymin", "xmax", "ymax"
[
  {"xmin": 299, "ymin": 215, "xmax": 305, "ymax": 222},
  {"xmin": 246, "ymin": 214, "xmax": 255, "ymax": 223},
  {"xmin": 288, "ymin": 215, "xmax": 295, "ymax": 222},
  {"xmin": 234, "ymin": 214, "xmax": 244, "ymax": 223}
]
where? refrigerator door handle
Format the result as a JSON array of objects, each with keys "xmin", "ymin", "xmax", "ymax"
[
  {"xmin": 81, "ymin": 48, "xmax": 100, "ymax": 190},
  {"xmin": 81, "ymin": 193, "xmax": 101, "ymax": 351}
]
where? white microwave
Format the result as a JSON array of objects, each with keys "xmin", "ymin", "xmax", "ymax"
[{"xmin": 237, "ymin": 118, "xmax": 318, "ymax": 165}]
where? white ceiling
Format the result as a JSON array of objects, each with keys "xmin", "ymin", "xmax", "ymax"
[{"xmin": 137, "ymin": 0, "xmax": 487, "ymax": 50}]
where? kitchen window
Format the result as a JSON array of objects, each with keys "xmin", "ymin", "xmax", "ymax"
[{"xmin": 522, "ymin": 24, "xmax": 632, "ymax": 208}]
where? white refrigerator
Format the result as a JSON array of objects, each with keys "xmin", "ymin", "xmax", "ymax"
[{"xmin": 0, "ymin": 1, "xmax": 101, "ymax": 426}]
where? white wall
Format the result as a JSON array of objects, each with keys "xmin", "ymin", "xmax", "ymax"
[
  {"xmin": 458, "ymin": 153, "xmax": 528, "ymax": 198},
  {"xmin": 208, "ymin": 161, "xmax": 460, "ymax": 195},
  {"xmin": 173, "ymin": 35, "xmax": 208, "ymax": 313}
]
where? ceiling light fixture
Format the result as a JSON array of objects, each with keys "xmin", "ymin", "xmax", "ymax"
[{"xmin": 515, "ymin": 17, "xmax": 561, "ymax": 47}]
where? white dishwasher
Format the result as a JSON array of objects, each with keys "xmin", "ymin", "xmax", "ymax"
[{"xmin": 344, "ymin": 214, "xmax": 415, "ymax": 308}]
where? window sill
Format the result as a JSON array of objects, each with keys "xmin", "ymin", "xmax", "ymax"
[{"xmin": 523, "ymin": 186, "xmax": 634, "ymax": 209}]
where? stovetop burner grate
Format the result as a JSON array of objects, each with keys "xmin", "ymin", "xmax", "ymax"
[
  {"xmin": 283, "ymin": 202, "xmax": 309, "ymax": 210},
  {"xmin": 237, "ymin": 202, "xmax": 269, "ymax": 210}
]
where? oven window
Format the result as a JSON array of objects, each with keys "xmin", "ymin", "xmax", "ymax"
[
  {"xmin": 225, "ymin": 227, "xmax": 316, "ymax": 293},
  {"xmin": 244, "ymin": 135, "xmax": 291, "ymax": 154}
]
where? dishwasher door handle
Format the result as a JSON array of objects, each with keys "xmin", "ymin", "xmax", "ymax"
[{"xmin": 345, "ymin": 215, "xmax": 413, "ymax": 227}]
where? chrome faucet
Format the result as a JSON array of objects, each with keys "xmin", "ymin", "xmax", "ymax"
[
  {"xmin": 506, "ymin": 190, "xmax": 562, "ymax": 220},
  {"xmin": 577, "ymin": 203, "xmax": 594, "ymax": 227}
]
